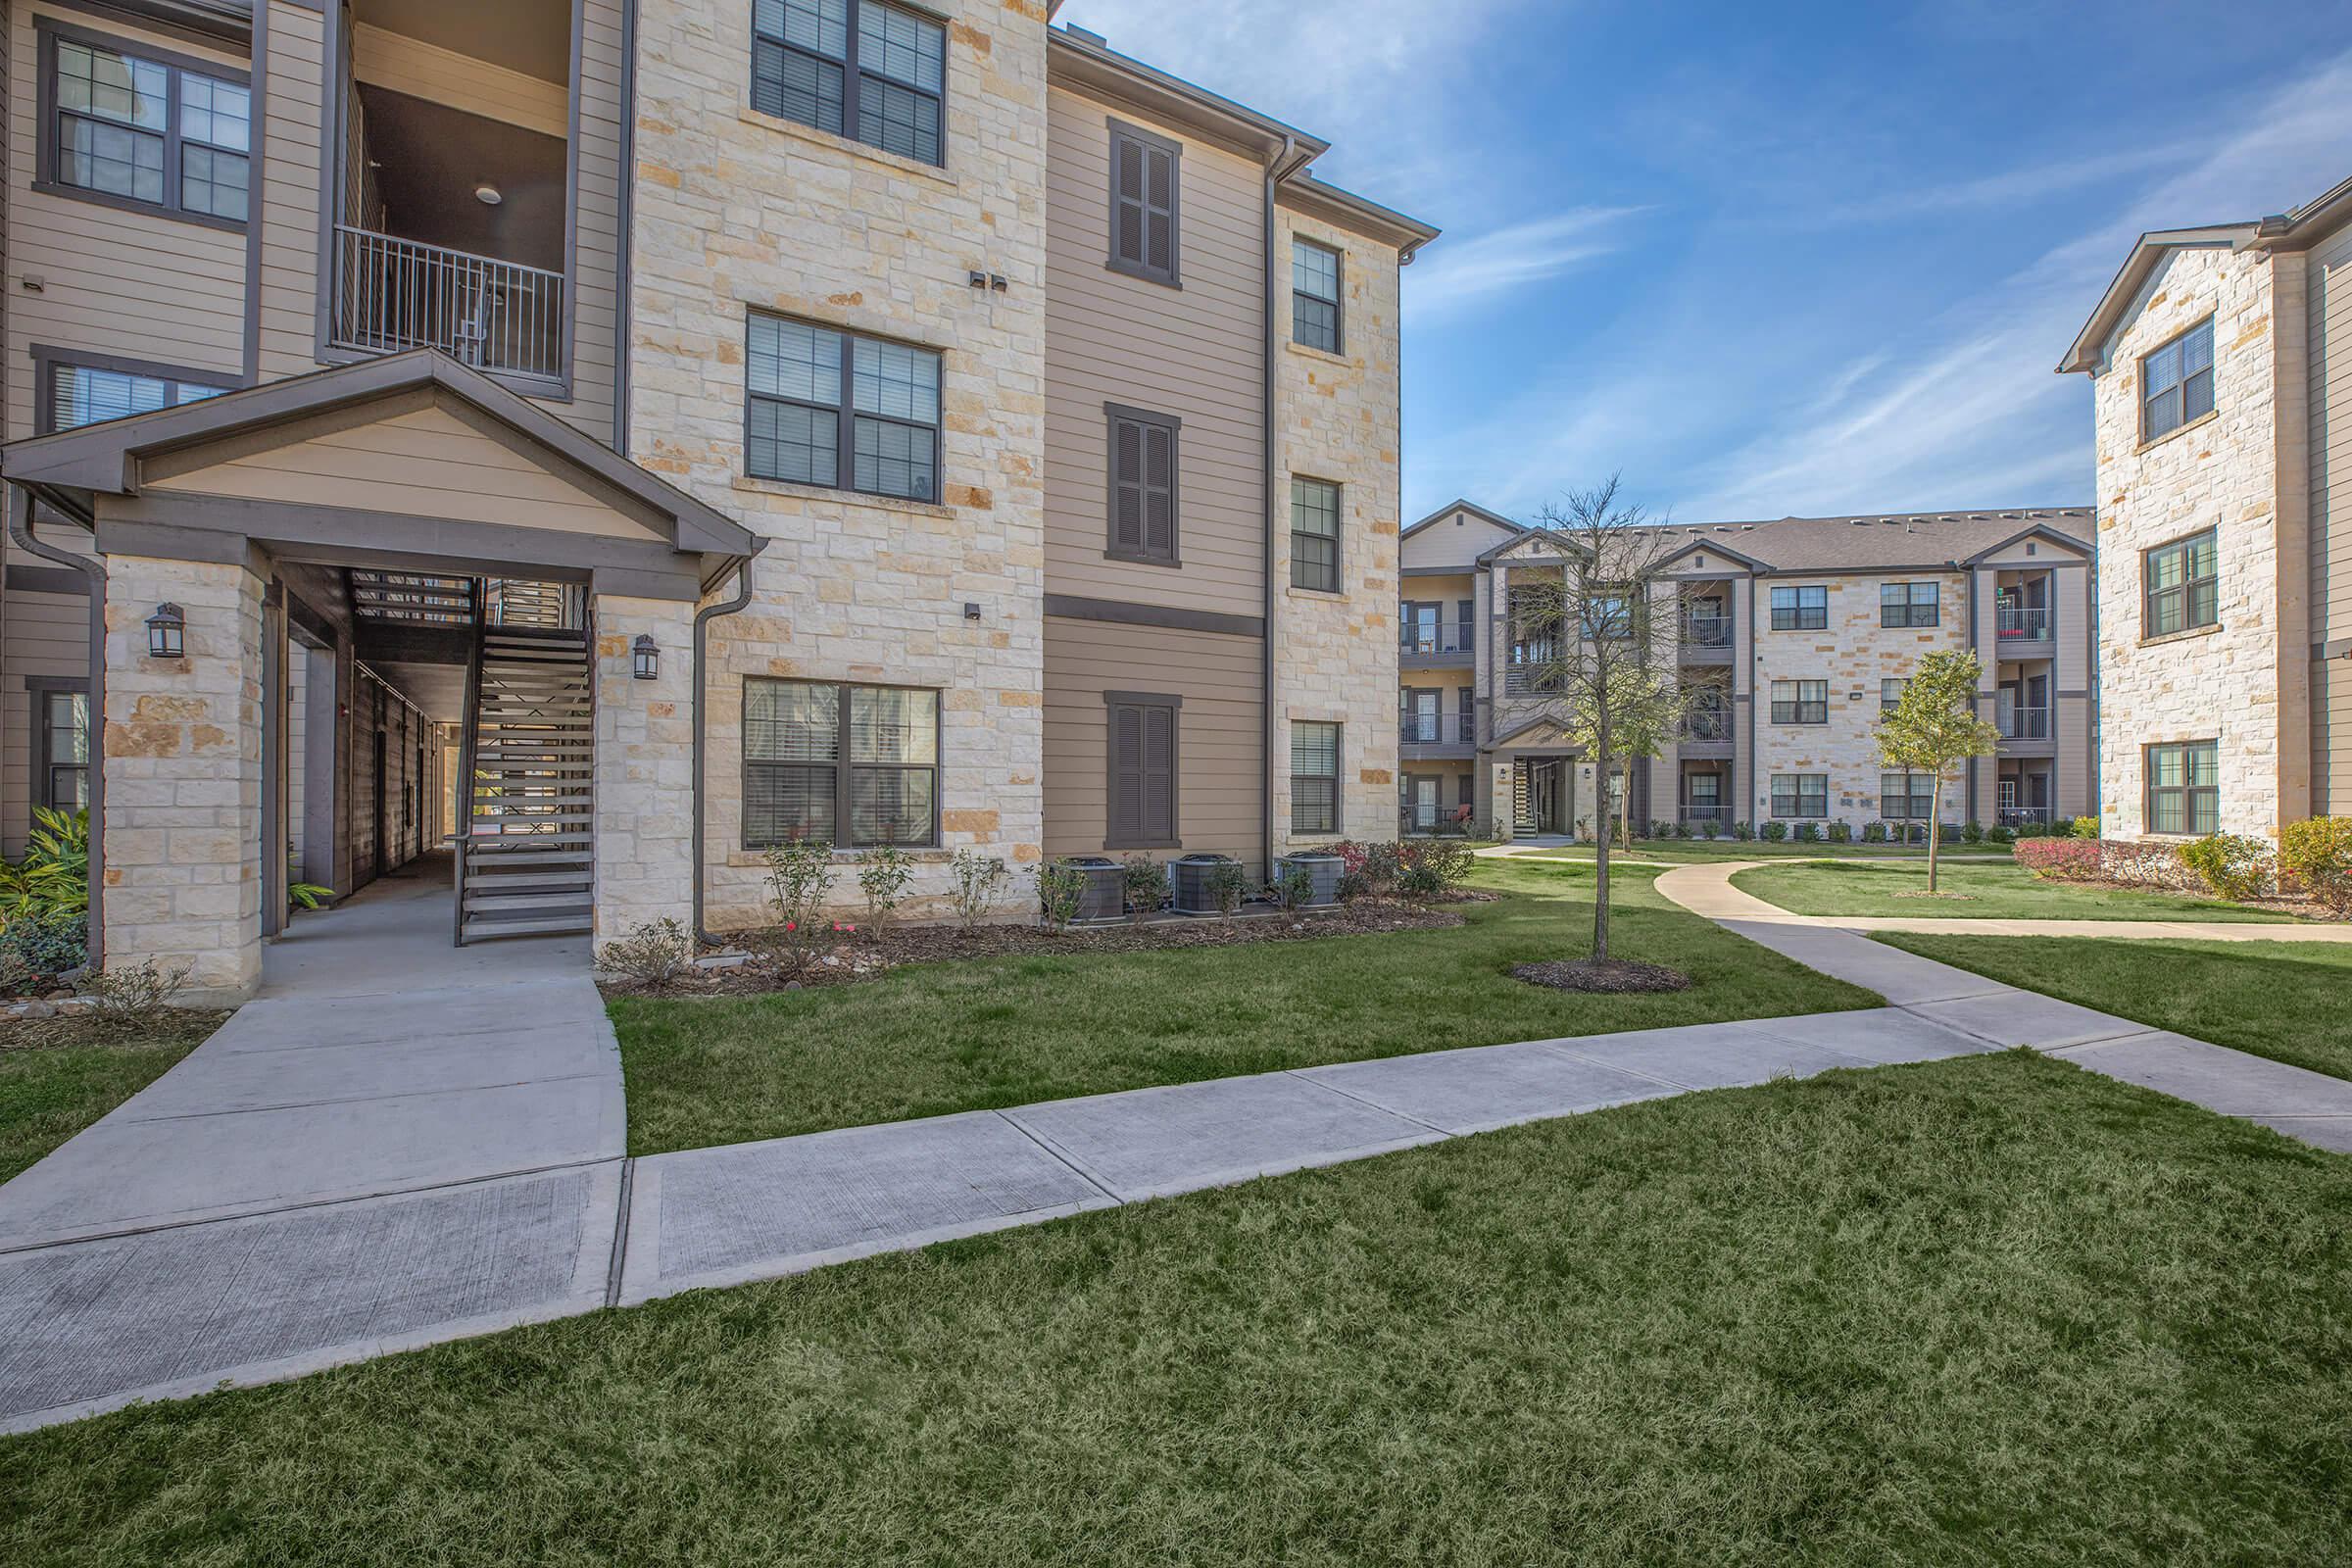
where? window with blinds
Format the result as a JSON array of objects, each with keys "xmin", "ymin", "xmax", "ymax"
[
  {"xmin": 747, "ymin": 312, "xmax": 941, "ymax": 502},
  {"xmin": 1105, "ymin": 404, "xmax": 1179, "ymax": 564},
  {"xmin": 1106, "ymin": 693, "xmax": 1179, "ymax": 848},
  {"xmin": 751, "ymin": 0, "xmax": 945, "ymax": 166},
  {"xmin": 47, "ymin": 32, "xmax": 250, "ymax": 224},
  {"xmin": 1293, "ymin": 238, "xmax": 1341, "ymax": 352},
  {"xmin": 1107, "ymin": 120, "xmax": 1180, "ymax": 284},
  {"xmin": 45, "ymin": 360, "xmax": 225, "ymax": 433},
  {"xmin": 744, "ymin": 678, "xmax": 939, "ymax": 848},
  {"xmin": 1291, "ymin": 721, "xmax": 1340, "ymax": 835},
  {"xmin": 1290, "ymin": 476, "xmax": 1341, "ymax": 591}
]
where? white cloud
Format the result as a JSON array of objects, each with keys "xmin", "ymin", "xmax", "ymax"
[{"xmin": 1403, "ymin": 209, "xmax": 1650, "ymax": 323}]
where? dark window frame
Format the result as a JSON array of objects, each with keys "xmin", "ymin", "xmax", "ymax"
[
  {"xmin": 1770, "ymin": 678, "xmax": 1828, "ymax": 725},
  {"xmin": 1881, "ymin": 677, "xmax": 1905, "ymax": 710},
  {"xmin": 1770, "ymin": 772, "xmax": 1829, "ymax": 819},
  {"xmin": 2139, "ymin": 317, "xmax": 2216, "ymax": 444},
  {"xmin": 1879, "ymin": 580, "xmax": 1939, "ymax": 628},
  {"xmin": 26, "ymin": 675, "xmax": 90, "ymax": 814},
  {"xmin": 749, "ymin": 0, "xmax": 949, "ymax": 169},
  {"xmin": 1105, "ymin": 117, "xmax": 1182, "ymax": 287},
  {"xmin": 1104, "ymin": 689, "xmax": 1181, "ymax": 851},
  {"xmin": 34, "ymin": 20, "xmax": 250, "ymax": 233},
  {"xmin": 744, "ymin": 310, "xmax": 943, "ymax": 504},
  {"xmin": 1290, "ymin": 473, "xmax": 1342, "ymax": 592},
  {"xmin": 1290, "ymin": 719, "xmax": 1341, "ymax": 836},
  {"xmin": 2141, "ymin": 526, "xmax": 2219, "ymax": 638},
  {"xmin": 1104, "ymin": 402, "xmax": 1181, "ymax": 565},
  {"xmin": 741, "ymin": 676, "xmax": 943, "ymax": 850},
  {"xmin": 2144, "ymin": 739, "xmax": 2220, "ymax": 837},
  {"xmin": 32, "ymin": 344, "xmax": 235, "ymax": 436},
  {"xmin": 1292, "ymin": 236, "xmax": 1343, "ymax": 353},
  {"xmin": 1769, "ymin": 583, "xmax": 1827, "ymax": 631},
  {"xmin": 1880, "ymin": 769, "xmax": 1935, "ymax": 820}
]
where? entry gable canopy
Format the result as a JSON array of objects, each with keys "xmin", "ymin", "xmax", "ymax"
[{"xmin": 0, "ymin": 349, "xmax": 757, "ymax": 561}]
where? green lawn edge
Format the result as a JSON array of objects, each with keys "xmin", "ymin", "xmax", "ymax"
[{"xmin": 1732, "ymin": 858, "xmax": 2299, "ymax": 922}]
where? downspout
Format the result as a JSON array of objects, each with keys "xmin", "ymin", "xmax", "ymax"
[
  {"xmin": 1261, "ymin": 132, "xmax": 1309, "ymax": 878},
  {"xmin": 691, "ymin": 556, "xmax": 756, "ymax": 948},
  {"xmin": 7, "ymin": 485, "xmax": 105, "ymax": 966}
]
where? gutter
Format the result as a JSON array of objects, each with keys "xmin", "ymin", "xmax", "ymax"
[
  {"xmin": 1260, "ymin": 132, "xmax": 1311, "ymax": 878},
  {"xmin": 6, "ymin": 486, "xmax": 105, "ymax": 966},
  {"xmin": 690, "ymin": 556, "xmax": 756, "ymax": 947}
]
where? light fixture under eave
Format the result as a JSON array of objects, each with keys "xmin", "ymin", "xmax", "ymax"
[{"xmin": 474, "ymin": 183, "xmax": 503, "ymax": 206}]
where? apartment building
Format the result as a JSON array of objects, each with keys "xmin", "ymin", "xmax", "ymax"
[
  {"xmin": 2060, "ymin": 174, "xmax": 2351, "ymax": 841},
  {"xmin": 1399, "ymin": 501, "xmax": 2095, "ymax": 839},
  {"xmin": 0, "ymin": 0, "xmax": 1434, "ymax": 1001}
]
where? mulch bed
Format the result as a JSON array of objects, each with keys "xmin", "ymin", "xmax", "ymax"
[
  {"xmin": 1511, "ymin": 958, "xmax": 1691, "ymax": 994},
  {"xmin": 609, "ymin": 894, "xmax": 1483, "ymax": 999},
  {"xmin": 0, "ymin": 1009, "xmax": 230, "ymax": 1053}
]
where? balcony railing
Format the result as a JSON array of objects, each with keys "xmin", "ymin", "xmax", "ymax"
[
  {"xmin": 1998, "ymin": 806, "xmax": 2052, "ymax": 827},
  {"xmin": 1502, "ymin": 662, "xmax": 1563, "ymax": 696},
  {"xmin": 330, "ymin": 225, "xmax": 566, "ymax": 383},
  {"xmin": 1400, "ymin": 624, "xmax": 1474, "ymax": 656},
  {"xmin": 1996, "ymin": 607, "xmax": 2052, "ymax": 641},
  {"xmin": 1999, "ymin": 707, "xmax": 2051, "ymax": 740},
  {"xmin": 1399, "ymin": 713, "xmax": 1475, "ymax": 746},
  {"xmin": 1679, "ymin": 803, "xmax": 1725, "ymax": 825},
  {"xmin": 1683, "ymin": 709, "xmax": 1731, "ymax": 742},
  {"xmin": 1681, "ymin": 614, "xmax": 1731, "ymax": 648}
]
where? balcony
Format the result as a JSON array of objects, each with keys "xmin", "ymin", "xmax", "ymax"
[
  {"xmin": 1683, "ymin": 707, "xmax": 1731, "ymax": 743},
  {"xmin": 1399, "ymin": 623, "xmax": 1474, "ymax": 667},
  {"xmin": 1998, "ymin": 707, "xmax": 2050, "ymax": 741},
  {"xmin": 330, "ymin": 227, "xmax": 566, "ymax": 386},
  {"xmin": 1997, "ymin": 806, "xmax": 2053, "ymax": 827},
  {"xmin": 1679, "ymin": 803, "xmax": 1726, "ymax": 829},
  {"xmin": 1996, "ymin": 606, "xmax": 2053, "ymax": 643},
  {"xmin": 1400, "ymin": 710, "xmax": 1475, "ymax": 758}
]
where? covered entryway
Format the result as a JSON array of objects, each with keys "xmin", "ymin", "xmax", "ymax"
[{"xmin": 1, "ymin": 350, "xmax": 758, "ymax": 1001}]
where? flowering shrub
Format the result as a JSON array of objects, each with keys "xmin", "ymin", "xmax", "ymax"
[
  {"xmin": 1397, "ymin": 839, "xmax": 1475, "ymax": 897},
  {"xmin": 2100, "ymin": 839, "xmax": 2198, "ymax": 891},
  {"xmin": 2014, "ymin": 838, "xmax": 2102, "ymax": 881},
  {"xmin": 2180, "ymin": 833, "xmax": 2273, "ymax": 902},
  {"xmin": 1332, "ymin": 840, "xmax": 1402, "ymax": 900},
  {"xmin": 2279, "ymin": 817, "xmax": 2352, "ymax": 915}
]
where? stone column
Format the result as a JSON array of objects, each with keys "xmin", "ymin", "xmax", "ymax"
[
  {"xmin": 591, "ymin": 594, "xmax": 697, "ymax": 949},
  {"xmin": 101, "ymin": 556, "xmax": 265, "ymax": 1004}
]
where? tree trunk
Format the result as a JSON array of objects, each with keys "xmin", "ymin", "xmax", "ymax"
[
  {"xmin": 1592, "ymin": 728, "xmax": 1612, "ymax": 963},
  {"xmin": 1927, "ymin": 776, "xmax": 1942, "ymax": 893}
]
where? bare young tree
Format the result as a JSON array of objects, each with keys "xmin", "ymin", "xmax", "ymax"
[{"xmin": 1505, "ymin": 477, "xmax": 1691, "ymax": 964}]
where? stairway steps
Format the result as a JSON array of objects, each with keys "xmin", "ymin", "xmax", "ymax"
[
  {"xmin": 460, "ymin": 913, "xmax": 593, "ymax": 940},
  {"xmin": 463, "ymin": 890, "xmax": 594, "ymax": 915},
  {"xmin": 466, "ymin": 846, "xmax": 593, "ymax": 864},
  {"xmin": 459, "ymin": 590, "xmax": 597, "ymax": 944}
]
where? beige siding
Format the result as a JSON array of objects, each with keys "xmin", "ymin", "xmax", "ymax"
[
  {"xmin": 2318, "ymin": 654, "xmax": 2352, "ymax": 814},
  {"xmin": 255, "ymin": 0, "xmax": 325, "ymax": 381},
  {"xmin": 2308, "ymin": 220, "xmax": 2352, "ymax": 810},
  {"xmin": 145, "ymin": 396, "xmax": 664, "ymax": 539},
  {"xmin": 1043, "ymin": 84, "xmax": 1265, "ymax": 618},
  {"xmin": 1400, "ymin": 509, "xmax": 1515, "ymax": 571},
  {"xmin": 567, "ymin": 0, "xmax": 622, "ymax": 446},
  {"xmin": 0, "ymin": 585, "xmax": 86, "ymax": 856},
  {"xmin": 1043, "ymin": 615, "xmax": 1262, "ymax": 871},
  {"xmin": 6, "ymin": 4, "xmax": 249, "ymax": 435}
]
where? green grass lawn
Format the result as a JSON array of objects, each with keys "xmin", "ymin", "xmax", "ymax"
[
  {"xmin": 1732, "ymin": 858, "xmax": 2298, "ymax": 921},
  {"xmin": 1882, "ymin": 933, "xmax": 2352, "ymax": 1081},
  {"xmin": 1502, "ymin": 840, "xmax": 2015, "ymax": 863},
  {"xmin": 611, "ymin": 860, "xmax": 1877, "ymax": 1155},
  {"xmin": 8, "ymin": 1052, "xmax": 2349, "ymax": 1565},
  {"xmin": 0, "ymin": 1015, "xmax": 220, "ymax": 1183}
]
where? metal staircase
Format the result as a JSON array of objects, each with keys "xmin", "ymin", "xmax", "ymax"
[{"xmin": 456, "ymin": 582, "xmax": 594, "ymax": 944}]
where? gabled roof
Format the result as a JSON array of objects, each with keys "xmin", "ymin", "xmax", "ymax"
[
  {"xmin": 1401, "ymin": 498, "xmax": 1522, "ymax": 540},
  {"xmin": 1, "ymin": 349, "xmax": 759, "ymax": 560},
  {"xmin": 2059, "ymin": 172, "xmax": 2352, "ymax": 373},
  {"xmin": 1464, "ymin": 508, "xmax": 2091, "ymax": 574}
]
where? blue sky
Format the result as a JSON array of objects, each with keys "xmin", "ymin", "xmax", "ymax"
[{"xmin": 1060, "ymin": 0, "xmax": 2352, "ymax": 525}]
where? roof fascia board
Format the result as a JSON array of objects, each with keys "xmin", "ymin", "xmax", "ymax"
[
  {"xmin": 1963, "ymin": 522, "xmax": 2092, "ymax": 564},
  {"xmin": 1275, "ymin": 174, "xmax": 1440, "ymax": 259},
  {"xmin": 1402, "ymin": 497, "xmax": 1520, "ymax": 539},
  {"xmin": 2059, "ymin": 225, "xmax": 2260, "ymax": 373},
  {"xmin": 1047, "ymin": 29, "xmax": 1323, "ymax": 164}
]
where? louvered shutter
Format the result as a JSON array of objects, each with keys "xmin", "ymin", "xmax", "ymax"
[
  {"xmin": 1111, "ymin": 417, "xmax": 1145, "ymax": 554},
  {"xmin": 1111, "ymin": 128, "xmax": 1177, "ymax": 281},
  {"xmin": 1143, "ymin": 143, "xmax": 1175, "ymax": 275},
  {"xmin": 1141, "ymin": 704, "xmax": 1175, "ymax": 841},
  {"xmin": 1142, "ymin": 422, "xmax": 1174, "ymax": 559},
  {"xmin": 1111, "ymin": 704, "xmax": 1146, "ymax": 843},
  {"xmin": 1113, "ymin": 136, "xmax": 1148, "ymax": 270}
]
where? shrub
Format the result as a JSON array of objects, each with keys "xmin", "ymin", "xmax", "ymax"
[
  {"xmin": 1333, "ymin": 840, "xmax": 1401, "ymax": 899},
  {"xmin": 1120, "ymin": 855, "xmax": 1169, "ymax": 921},
  {"xmin": 1791, "ymin": 821, "xmax": 1820, "ymax": 843},
  {"xmin": 2180, "ymin": 833, "xmax": 2273, "ymax": 903},
  {"xmin": 1759, "ymin": 820, "xmax": 1788, "ymax": 842},
  {"xmin": 1827, "ymin": 820, "xmax": 1851, "ymax": 844},
  {"xmin": 762, "ymin": 838, "xmax": 835, "ymax": 975},
  {"xmin": 596, "ymin": 918, "xmax": 694, "ymax": 991},
  {"xmin": 1672, "ymin": 821, "xmax": 1692, "ymax": 841},
  {"xmin": 0, "ymin": 909, "xmax": 86, "ymax": 980},
  {"xmin": 1937, "ymin": 821, "xmax": 1962, "ymax": 845},
  {"xmin": 1730, "ymin": 820, "xmax": 1753, "ymax": 841},
  {"xmin": 2015, "ymin": 838, "xmax": 2101, "ymax": 881},
  {"xmin": 1398, "ymin": 839, "xmax": 1475, "ymax": 897},
  {"xmin": 1268, "ymin": 861, "xmax": 1314, "ymax": 915},
  {"xmin": 1701, "ymin": 818, "xmax": 1721, "ymax": 840},
  {"xmin": 1649, "ymin": 819, "xmax": 1674, "ymax": 842},
  {"xmin": 2279, "ymin": 817, "xmax": 2352, "ymax": 915},
  {"xmin": 2014, "ymin": 819, "xmax": 2048, "ymax": 839},
  {"xmin": 948, "ymin": 849, "xmax": 1009, "ymax": 929},
  {"xmin": 2102, "ymin": 839, "xmax": 2194, "ymax": 891},
  {"xmin": 855, "ymin": 844, "xmax": 914, "ymax": 936},
  {"xmin": 2071, "ymin": 815, "xmax": 2101, "ymax": 840},
  {"xmin": 1961, "ymin": 819, "xmax": 1984, "ymax": 844},
  {"xmin": 89, "ymin": 957, "xmax": 192, "ymax": 1024},
  {"xmin": 1861, "ymin": 820, "xmax": 1887, "ymax": 844},
  {"xmin": 1202, "ymin": 860, "xmax": 1251, "ymax": 921},
  {"xmin": 1984, "ymin": 825, "xmax": 2015, "ymax": 846},
  {"xmin": 0, "ymin": 807, "xmax": 90, "ymax": 923},
  {"xmin": 1035, "ymin": 860, "xmax": 1087, "ymax": 930}
]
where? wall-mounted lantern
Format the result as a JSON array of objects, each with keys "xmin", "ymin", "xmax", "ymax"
[
  {"xmin": 632, "ymin": 633, "xmax": 659, "ymax": 681},
  {"xmin": 147, "ymin": 602, "xmax": 186, "ymax": 659}
]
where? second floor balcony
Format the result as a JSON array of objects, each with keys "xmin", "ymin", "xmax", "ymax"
[
  {"xmin": 1680, "ymin": 613, "xmax": 1731, "ymax": 648},
  {"xmin": 1399, "ymin": 623, "xmax": 1475, "ymax": 662},
  {"xmin": 1400, "ymin": 711, "xmax": 1476, "ymax": 749},
  {"xmin": 1682, "ymin": 707, "xmax": 1731, "ymax": 744},
  {"xmin": 330, "ymin": 228, "xmax": 566, "ymax": 386},
  {"xmin": 1996, "ymin": 606, "xmax": 2053, "ymax": 642},
  {"xmin": 1998, "ymin": 707, "xmax": 2051, "ymax": 742}
]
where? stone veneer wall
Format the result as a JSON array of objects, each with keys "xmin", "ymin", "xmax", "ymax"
[
  {"xmin": 1272, "ymin": 207, "xmax": 1401, "ymax": 852},
  {"xmin": 100, "ymin": 556, "xmax": 263, "ymax": 1001},
  {"xmin": 592, "ymin": 595, "xmax": 696, "ymax": 945},
  {"xmin": 628, "ymin": 0, "xmax": 1050, "ymax": 929},
  {"xmin": 2090, "ymin": 245, "xmax": 2292, "ymax": 838},
  {"xmin": 1750, "ymin": 571, "xmax": 1968, "ymax": 826}
]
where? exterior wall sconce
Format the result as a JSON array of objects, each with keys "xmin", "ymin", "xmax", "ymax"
[
  {"xmin": 632, "ymin": 634, "xmax": 659, "ymax": 680},
  {"xmin": 147, "ymin": 603, "xmax": 186, "ymax": 659},
  {"xmin": 962, "ymin": 602, "xmax": 982, "ymax": 620}
]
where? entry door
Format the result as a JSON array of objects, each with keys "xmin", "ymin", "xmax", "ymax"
[
  {"xmin": 1404, "ymin": 689, "xmax": 1440, "ymax": 744},
  {"xmin": 1410, "ymin": 776, "xmax": 1440, "ymax": 831},
  {"xmin": 1403, "ymin": 603, "xmax": 1439, "ymax": 654}
]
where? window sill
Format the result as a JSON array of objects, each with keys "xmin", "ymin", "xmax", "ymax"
[
  {"xmin": 733, "ymin": 473, "xmax": 957, "ymax": 520},
  {"xmin": 734, "ymin": 104, "xmax": 956, "ymax": 187},
  {"xmin": 1105, "ymin": 257, "xmax": 1183, "ymax": 291},
  {"xmin": 1286, "ymin": 584, "xmax": 1349, "ymax": 602},
  {"xmin": 1284, "ymin": 339, "xmax": 1353, "ymax": 369},
  {"xmin": 2137, "ymin": 621, "xmax": 2223, "ymax": 651},
  {"xmin": 1103, "ymin": 548, "xmax": 1183, "ymax": 568},
  {"xmin": 726, "ymin": 846, "xmax": 951, "ymax": 868},
  {"xmin": 2133, "ymin": 408, "xmax": 2219, "ymax": 457},
  {"xmin": 29, "ymin": 178, "xmax": 245, "ymax": 234}
]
